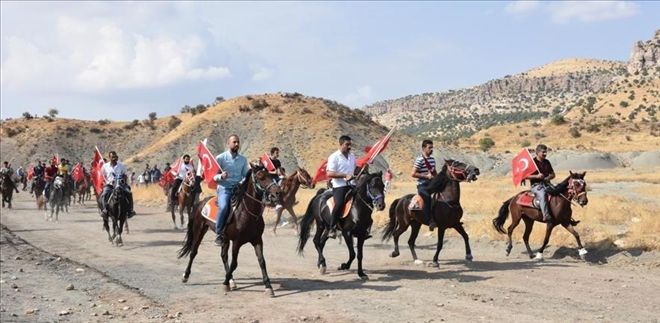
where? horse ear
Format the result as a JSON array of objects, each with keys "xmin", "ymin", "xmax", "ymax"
[
  {"xmin": 581, "ymin": 171, "xmax": 586, "ymax": 178},
  {"xmin": 569, "ymin": 170, "xmax": 574, "ymax": 176}
]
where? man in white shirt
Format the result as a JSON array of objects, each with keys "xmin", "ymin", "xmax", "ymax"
[
  {"xmin": 100, "ymin": 151, "xmax": 136, "ymax": 218},
  {"xmin": 326, "ymin": 135, "xmax": 357, "ymax": 238},
  {"xmin": 169, "ymin": 154, "xmax": 195, "ymax": 204}
]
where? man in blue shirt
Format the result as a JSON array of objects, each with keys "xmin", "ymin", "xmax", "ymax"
[{"xmin": 213, "ymin": 135, "xmax": 249, "ymax": 246}]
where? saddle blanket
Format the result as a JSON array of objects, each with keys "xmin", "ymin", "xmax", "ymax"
[
  {"xmin": 515, "ymin": 191, "xmax": 550, "ymax": 209},
  {"xmin": 325, "ymin": 197, "xmax": 353, "ymax": 218}
]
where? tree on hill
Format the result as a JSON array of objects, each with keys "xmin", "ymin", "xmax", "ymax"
[
  {"xmin": 48, "ymin": 108, "xmax": 59, "ymax": 118},
  {"xmin": 22, "ymin": 112, "xmax": 34, "ymax": 120}
]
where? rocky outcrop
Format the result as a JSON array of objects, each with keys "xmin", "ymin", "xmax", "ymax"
[{"xmin": 627, "ymin": 30, "xmax": 659, "ymax": 74}]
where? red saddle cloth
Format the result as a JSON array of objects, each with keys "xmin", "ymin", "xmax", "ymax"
[
  {"xmin": 515, "ymin": 191, "xmax": 550, "ymax": 208},
  {"xmin": 408, "ymin": 194, "xmax": 424, "ymax": 211},
  {"xmin": 326, "ymin": 197, "xmax": 353, "ymax": 218}
]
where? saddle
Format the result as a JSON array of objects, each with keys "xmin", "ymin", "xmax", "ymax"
[
  {"xmin": 515, "ymin": 191, "xmax": 551, "ymax": 209},
  {"xmin": 325, "ymin": 196, "xmax": 353, "ymax": 219},
  {"xmin": 408, "ymin": 195, "xmax": 424, "ymax": 211}
]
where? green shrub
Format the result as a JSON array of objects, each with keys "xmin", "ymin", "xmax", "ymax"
[{"xmin": 478, "ymin": 137, "xmax": 495, "ymax": 151}]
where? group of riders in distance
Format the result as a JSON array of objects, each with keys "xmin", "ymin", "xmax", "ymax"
[{"xmin": 1, "ymin": 133, "xmax": 589, "ymax": 296}]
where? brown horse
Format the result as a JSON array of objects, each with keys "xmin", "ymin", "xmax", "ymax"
[
  {"xmin": 178, "ymin": 164, "xmax": 282, "ymax": 296},
  {"xmin": 1, "ymin": 171, "xmax": 19, "ymax": 209},
  {"xmin": 382, "ymin": 160, "xmax": 480, "ymax": 267},
  {"xmin": 272, "ymin": 167, "xmax": 314, "ymax": 234},
  {"xmin": 170, "ymin": 172, "xmax": 199, "ymax": 230},
  {"xmin": 75, "ymin": 176, "xmax": 89, "ymax": 205},
  {"xmin": 493, "ymin": 171, "xmax": 589, "ymax": 260},
  {"xmin": 32, "ymin": 175, "xmax": 46, "ymax": 210}
]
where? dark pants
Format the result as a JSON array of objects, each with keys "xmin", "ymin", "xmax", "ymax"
[
  {"xmin": 330, "ymin": 186, "xmax": 352, "ymax": 229},
  {"xmin": 101, "ymin": 184, "xmax": 135, "ymax": 214},
  {"xmin": 169, "ymin": 178, "xmax": 183, "ymax": 203},
  {"xmin": 417, "ymin": 186, "xmax": 434, "ymax": 224},
  {"xmin": 44, "ymin": 182, "xmax": 52, "ymax": 199}
]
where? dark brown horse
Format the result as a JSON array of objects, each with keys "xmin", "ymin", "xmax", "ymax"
[
  {"xmin": 297, "ymin": 171, "xmax": 386, "ymax": 280},
  {"xmin": 1, "ymin": 171, "xmax": 19, "ymax": 209},
  {"xmin": 170, "ymin": 172, "xmax": 199, "ymax": 230},
  {"xmin": 272, "ymin": 167, "xmax": 314, "ymax": 234},
  {"xmin": 75, "ymin": 175, "xmax": 90, "ymax": 205},
  {"xmin": 32, "ymin": 175, "xmax": 46, "ymax": 210},
  {"xmin": 493, "ymin": 171, "xmax": 589, "ymax": 260},
  {"xmin": 382, "ymin": 160, "xmax": 480, "ymax": 267},
  {"xmin": 178, "ymin": 164, "xmax": 282, "ymax": 296}
]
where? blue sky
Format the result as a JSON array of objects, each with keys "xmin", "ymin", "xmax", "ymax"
[{"xmin": 1, "ymin": 1, "xmax": 658, "ymax": 120}]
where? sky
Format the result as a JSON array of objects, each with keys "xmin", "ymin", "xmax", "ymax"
[{"xmin": 1, "ymin": 1, "xmax": 658, "ymax": 120}]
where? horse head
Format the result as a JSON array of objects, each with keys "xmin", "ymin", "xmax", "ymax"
[
  {"xmin": 444, "ymin": 159, "xmax": 480, "ymax": 182},
  {"xmin": 296, "ymin": 167, "xmax": 314, "ymax": 189},
  {"xmin": 53, "ymin": 176, "xmax": 64, "ymax": 189},
  {"xmin": 568, "ymin": 171, "xmax": 588, "ymax": 206},
  {"xmin": 357, "ymin": 171, "xmax": 386, "ymax": 211},
  {"xmin": 250, "ymin": 162, "xmax": 282, "ymax": 207}
]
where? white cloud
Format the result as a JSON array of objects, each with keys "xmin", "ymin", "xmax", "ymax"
[
  {"xmin": 505, "ymin": 1, "xmax": 540, "ymax": 15},
  {"xmin": 250, "ymin": 65, "xmax": 274, "ymax": 81},
  {"xmin": 548, "ymin": 1, "xmax": 639, "ymax": 23},
  {"xmin": 505, "ymin": 1, "xmax": 639, "ymax": 23},
  {"xmin": 1, "ymin": 15, "xmax": 231, "ymax": 92},
  {"xmin": 343, "ymin": 85, "xmax": 374, "ymax": 107}
]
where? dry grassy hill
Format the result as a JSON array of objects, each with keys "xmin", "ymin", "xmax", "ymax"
[{"xmin": 1, "ymin": 93, "xmax": 418, "ymax": 174}]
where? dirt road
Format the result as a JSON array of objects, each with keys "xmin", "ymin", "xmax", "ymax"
[{"xmin": 1, "ymin": 194, "xmax": 659, "ymax": 322}]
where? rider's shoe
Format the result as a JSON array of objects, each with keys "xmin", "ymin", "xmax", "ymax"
[{"xmin": 214, "ymin": 234, "xmax": 224, "ymax": 246}]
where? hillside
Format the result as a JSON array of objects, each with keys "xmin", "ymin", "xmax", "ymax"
[
  {"xmin": 0, "ymin": 93, "xmax": 418, "ymax": 174},
  {"xmin": 364, "ymin": 30, "xmax": 660, "ymax": 144}
]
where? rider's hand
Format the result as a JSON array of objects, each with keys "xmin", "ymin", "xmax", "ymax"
[
  {"xmin": 221, "ymin": 171, "xmax": 228, "ymax": 180},
  {"xmin": 426, "ymin": 173, "xmax": 433, "ymax": 180},
  {"xmin": 344, "ymin": 174, "xmax": 353, "ymax": 181}
]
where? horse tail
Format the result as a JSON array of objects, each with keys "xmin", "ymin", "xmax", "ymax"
[
  {"xmin": 178, "ymin": 197, "xmax": 206, "ymax": 259},
  {"xmin": 493, "ymin": 197, "xmax": 514, "ymax": 234},
  {"xmin": 297, "ymin": 190, "xmax": 323, "ymax": 255},
  {"xmin": 381, "ymin": 198, "xmax": 400, "ymax": 242}
]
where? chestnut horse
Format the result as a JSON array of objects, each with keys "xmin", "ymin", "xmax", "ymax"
[
  {"xmin": 493, "ymin": 171, "xmax": 589, "ymax": 260},
  {"xmin": 170, "ymin": 172, "xmax": 200, "ymax": 230},
  {"xmin": 297, "ymin": 171, "xmax": 385, "ymax": 280},
  {"xmin": 178, "ymin": 164, "xmax": 282, "ymax": 296},
  {"xmin": 382, "ymin": 160, "xmax": 480, "ymax": 266},
  {"xmin": 272, "ymin": 167, "xmax": 314, "ymax": 234}
]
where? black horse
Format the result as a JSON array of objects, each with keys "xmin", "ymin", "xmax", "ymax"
[
  {"xmin": 1, "ymin": 171, "xmax": 19, "ymax": 209},
  {"xmin": 297, "ymin": 171, "xmax": 385, "ymax": 279},
  {"xmin": 102, "ymin": 177, "xmax": 131, "ymax": 246}
]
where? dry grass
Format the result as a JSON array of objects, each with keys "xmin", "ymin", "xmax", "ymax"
[{"xmin": 132, "ymin": 170, "xmax": 660, "ymax": 250}]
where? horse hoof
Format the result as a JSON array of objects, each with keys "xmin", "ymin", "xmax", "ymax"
[
  {"xmin": 358, "ymin": 274, "xmax": 369, "ymax": 281},
  {"xmin": 465, "ymin": 254, "xmax": 473, "ymax": 262},
  {"xmin": 229, "ymin": 279, "xmax": 237, "ymax": 290},
  {"xmin": 338, "ymin": 264, "xmax": 349, "ymax": 271},
  {"xmin": 223, "ymin": 284, "xmax": 231, "ymax": 292},
  {"xmin": 534, "ymin": 252, "xmax": 544, "ymax": 261},
  {"xmin": 319, "ymin": 266, "xmax": 327, "ymax": 275},
  {"xmin": 578, "ymin": 248, "xmax": 588, "ymax": 260},
  {"xmin": 413, "ymin": 259, "xmax": 424, "ymax": 265},
  {"xmin": 182, "ymin": 276, "xmax": 188, "ymax": 283},
  {"xmin": 429, "ymin": 262, "xmax": 439, "ymax": 268},
  {"xmin": 390, "ymin": 251, "xmax": 399, "ymax": 258},
  {"xmin": 265, "ymin": 288, "xmax": 275, "ymax": 298}
]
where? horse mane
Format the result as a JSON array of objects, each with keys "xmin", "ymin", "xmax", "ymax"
[
  {"xmin": 231, "ymin": 168, "xmax": 254, "ymax": 208},
  {"xmin": 424, "ymin": 164, "xmax": 450, "ymax": 193}
]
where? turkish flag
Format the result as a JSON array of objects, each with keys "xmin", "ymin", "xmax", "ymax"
[
  {"xmin": 260, "ymin": 153, "xmax": 276, "ymax": 172},
  {"xmin": 51, "ymin": 154, "xmax": 60, "ymax": 166},
  {"xmin": 91, "ymin": 146, "xmax": 105, "ymax": 194},
  {"xmin": 356, "ymin": 127, "xmax": 395, "ymax": 168},
  {"xmin": 197, "ymin": 140, "xmax": 222, "ymax": 189},
  {"xmin": 72, "ymin": 163, "xmax": 84, "ymax": 183},
  {"xmin": 160, "ymin": 171, "xmax": 174, "ymax": 189},
  {"xmin": 312, "ymin": 159, "xmax": 329, "ymax": 185},
  {"xmin": 27, "ymin": 166, "xmax": 34, "ymax": 181},
  {"xmin": 512, "ymin": 149, "xmax": 539, "ymax": 186},
  {"xmin": 169, "ymin": 156, "xmax": 182, "ymax": 177}
]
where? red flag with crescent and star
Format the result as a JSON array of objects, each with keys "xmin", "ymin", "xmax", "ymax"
[
  {"xmin": 312, "ymin": 159, "xmax": 329, "ymax": 185},
  {"xmin": 72, "ymin": 162, "xmax": 84, "ymax": 183},
  {"xmin": 511, "ymin": 149, "xmax": 539, "ymax": 186},
  {"xmin": 197, "ymin": 139, "xmax": 222, "ymax": 189},
  {"xmin": 91, "ymin": 146, "xmax": 105, "ymax": 194},
  {"xmin": 260, "ymin": 153, "xmax": 276, "ymax": 172}
]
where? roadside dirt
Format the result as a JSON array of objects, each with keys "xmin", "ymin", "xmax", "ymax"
[{"xmin": 1, "ymin": 194, "xmax": 659, "ymax": 322}]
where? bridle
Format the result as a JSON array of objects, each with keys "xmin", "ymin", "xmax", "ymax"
[
  {"xmin": 446, "ymin": 161, "xmax": 472, "ymax": 182},
  {"xmin": 240, "ymin": 170, "xmax": 281, "ymax": 217},
  {"xmin": 355, "ymin": 175, "xmax": 385, "ymax": 211},
  {"xmin": 295, "ymin": 170, "xmax": 312, "ymax": 188},
  {"xmin": 566, "ymin": 178, "xmax": 587, "ymax": 201}
]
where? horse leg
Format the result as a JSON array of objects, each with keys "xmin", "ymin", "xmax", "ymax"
[
  {"xmin": 454, "ymin": 224, "xmax": 473, "ymax": 261},
  {"xmin": 171, "ymin": 201, "xmax": 178, "ymax": 230},
  {"xmin": 179, "ymin": 198, "xmax": 186, "ymax": 229},
  {"xmin": 390, "ymin": 217, "xmax": 410, "ymax": 258},
  {"xmin": 562, "ymin": 224, "xmax": 588, "ymax": 259},
  {"xmin": 408, "ymin": 221, "xmax": 422, "ymax": 264},
  {"xmin": 358, "ymin": 235, "xmax": 369, "ymax": 280},
  {"xmin": 273, "ymin": 207, "xmax": 283, "ymax": 234},
  {"xmin": 182, "ymin": 225, "xmax": 208, "ymax": 283},
  {"xmin": 103, "ymin": 217, "xmax": 112, "ymax": 242},
  {"xmin": 505, "ymin": 212, "xmax": 522, "ymax": 256},
  {"xmin": 431, "ymin": 229, "xmax": 446, "ymax": 268},
  {"xmin": 312, "ymin": 224, "xmax": 328, "ymax": 274},
  {"xmin": 535, "ymin": 223, "xmax": 556, "ymax": 260},
  {"xmin": 287, "ymin": 206, "xmax": 299, "ymax": 232},
  {"xmin": 252, "ymin": 239, "xmax": 274, "ymax": 297},
  {"xmin": 522, "ymin": 217, "xmax": 535, "ymax": 259},
  {"xmin": 223, "ymin": 242, "xmax": 241, "ymax": 292},
  {"xmin": 338, "ymin": 230, "xmax": 355, "ymax": 271},
  {"xmin": 116, "ymin": 216, "xmax": 125, "ymax": 247}
]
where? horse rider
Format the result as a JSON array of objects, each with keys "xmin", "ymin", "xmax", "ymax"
[
  {"xmin": 100, "ymin": 151, "xmax": 137, "ymax": 218},
  {"xmin": 412, "ymin": 139, "xmax": 438, "ymax": 231},
  {"xmin": 169, "ymin": 154, "xmax": 195, "ymax": 204},
  {"xmin": 43, "ymin": 160, "xmax": 58, "ymax": 200},
  {"xmin": 384, "ymin": 168, "xmax": 393, "ymax": 192},
  {"xmin": 326, "ymin": 135, "xmax": 357, "ymax": 239},
  {"xmin": 269, "ymin": 147, "xmax": 286, "ymax": 212},
  {"xmin": 1, "ymin": 161, "xmax": 19, "ymax": 193},
  {"xmin": 213, "ymin": 134, "xmax": 249, "ymax": 246},
  {"xmin": 16, "ymin": 166, "xmax": 26, "ymax": 191},
  {"xmin": 526, "ymin": 144, "xmax": 556, "ymax": 222},
  {"xmin": 30, "ymin": 160, "xmax": 45, "ymax": 194}
]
